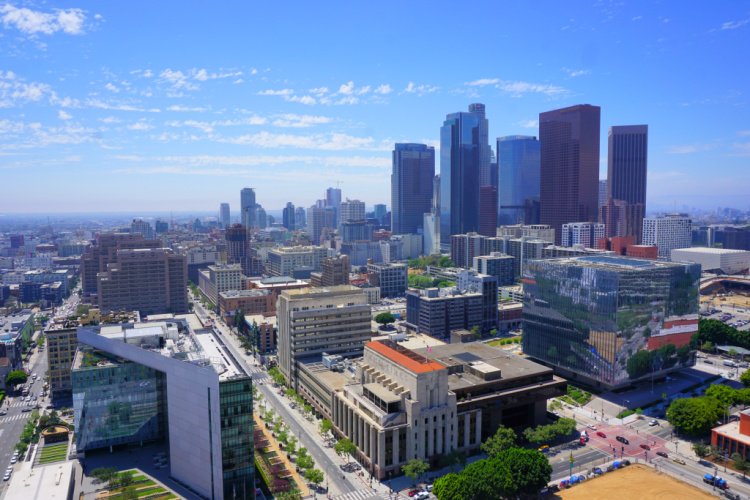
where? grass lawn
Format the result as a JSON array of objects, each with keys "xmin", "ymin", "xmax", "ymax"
[{"xmin": 39, "ymin": 442, "xmax": 68, "ymax": 463}]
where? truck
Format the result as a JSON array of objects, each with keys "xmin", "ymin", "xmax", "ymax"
[
  {"xmin": 724, "ymin": 360, "xmax": 737, "ymax": 368},
  {"xmin": 704, "ymin": 473, "xmax": 729, "ymax": 489}
]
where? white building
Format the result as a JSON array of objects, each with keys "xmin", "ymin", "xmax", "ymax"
[
  {"xmin": 671, "ymin": 247, "xmax": 750, "ymax": 275},
  {"xmin": 339, "ymin": 199, "xmax": 366, "ymax": 224},
  {"xmin": 560, "ymin": 222, "xmax": 605, "ymax": 248},
  {"xmin": 423, "ymin": 213, "xmax": 440, "ymax": 256},
  {"xmin": 643, "ymin": 214, "xmax": 692, "ymax": 259},
  {"xmin": 198, "ymin": 264, "xmax": 243, "ymax": 304},
  {"xmin": 266, "ymin": 245, "xmax": 330, "ymax": 277}
]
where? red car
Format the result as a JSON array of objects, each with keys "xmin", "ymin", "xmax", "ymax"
[
  {"xmin": 596, "ymin": 431, "xmax": 606, "ymax": 438},
  {"xmin": 408, "ymin": 489, "xmax": 421, "ymax": 497},
  {"xmin": 640, "ymin": 444, "xmax": 651, "ymax": 451}
]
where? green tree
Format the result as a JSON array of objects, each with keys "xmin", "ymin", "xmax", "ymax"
[
  {"xmin": 494, "ymin": 448, "xmax": 552, "ymax": 497},
  {"xmin": 626, "ymin": 350, "xmax": 653, "ymax": 379},
  {"xmin": 693, "ymin": 441, "xmax": 709, "ymax": 458},
  {"xmin": 297, "ymin": 454, "xmax": 314, "ymax": 470},
  {"xmin": 287, "ymin": 436, "xmax": 298, "ymax": 456},
  {"xmin": 733, "ymin": 452, "xmax": 750, "ymax": 478},
  {"xmin": 319, "ymin": 418, "xmax": 333, "ymax": 436},
  {"xmin": 5, "ymin": 370, "xmax": 28, "ymax": 389},
  {"xmin": 304, "ymin": 468, "xmax": 324, "ymax": 487},
  {"xmin": 740, "ymin": 369, "xmax": 750, "ymax": 388},
  {"xmin": 374, "ymin": 312, "xmax": 396, "ymax": 326},
  {"xmin": 334, "ymin": 438, "xmax": 357, "ymax": 464},
  {"xmin": 480, "ymin": 426, "xmax": 516, "ymax": 457},
  {"xmin": 432, "ymin": 472, "xmax": 467, "ymax": 500},
  {"xmin": 667, "ymin": 397, "xmax": 724, "ymax": 436},
  {"xmin": 705, "ymin": 384, "xmax": 738, "ymax": 410},
  {"xmin": 120, "ymin": 486, "xmax": 138, "ymax": 500},
  {"xmin": 401, "ymin": 458, "xmax": 429, "ymax": 484},
  {"xmin": 701, "ymin": 341, "xmax": 715, "ymax": 352},
  {"xmin": 278, "ymin": 429, "xmax": 289, "ymax": 445}
]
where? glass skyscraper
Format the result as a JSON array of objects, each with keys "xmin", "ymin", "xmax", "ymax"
[
  {"xmin": 606, "ymin": 125, "xmax": 648, "ymax": 242},
  {"xmin": 497, "ymin": 135, "xmax": 541, "ymax": 225},
  {"xmin": 391, "ymin": 143, "xmax": 435, "ymax": 235},
  {"xmin": 439, "ymin": 104, "xmax": 489, "ymax": 244},
  {"xmin": 522, "ymin": 255, "xmax": 699, "ymax": 389}
]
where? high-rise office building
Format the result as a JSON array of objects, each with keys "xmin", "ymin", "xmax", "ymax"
[
  {"xmin": 326, "ymin": 187, "xmax": 342, "ymax": 225},
  {"xmin": 283, "ymin": 202, "xmax": 296, "ymax": 230},
  {"xmin": 277, "ymin": 286, "xmax": 371, "ymax": 388},
  {"xmin": 219, "ymin": 203, "xmax": 230, "ymax": 228},
  {"xmin": 73, "ymin": 320, "xmax": 254, "ymax": 499},
  {"xmin": 373, "ymin": 204, "xmax": 388, "ymax": 225},
  {"xmin": 97, "ymin": 248, "xmax": 188, "ymax": 315},
  {"xmin": 478, "ymin": 185, "xmax": 498, "ymax": 237},
  {"xmin": 367, "ymin": 262, "xmax": 408, "ymax": 298},
  {"xmin": 339, "ymin": 199, "xmax": 366, "ymax": 224},
  {"xmin": 391, "ymin": 143, "xmax": 435, "ymax": 235},
  {"xmin": 240, "ymin": 188, "xmax": 256, "ymax": 229},
  {"xmin": 642, "ymin": 214, "xmax": 693, "ymax": 259},
  {"xmin": 256, "ymin": 206, "xmax": 267, "ymax": 229},
  {"xmin": 131, "ymin": 218, "xmax": 154, "ymax": 240},
  {"xmin": 295, "ymin": 206, "xmax": 307, "ymax": 228},
  {"xmin": 523, "ymin": 255, "xmax": 699, "ymax": 389},
  {"xmin": 309, "ymin": 206, "xmax": 336, "ymax": 245},
  {"xmin": 539, "ymin": 104, "xmax": 601, "ymax": 244},
  {"xmin": 440, "ymin": 104, "xmax": 489, "ymax": 243},
  {"xmin": 606, "ymin": 125, "xmax": 648, "ymax": 242},
  {"xmin": 497, "ymin": 136, "xmax": 541, "ymax": 226},
  {"xmin": 154, "ymin": 220, "xmax": 169, "ymax": 234},
  {"xmin": 310, "ymin": 255, "xmax": 350, "ymax": 287},
  {"xmin": 598, "ymin": 180, "xmax": 608, "ymax": 214},
  {"xmin": 225, "ymin": 224, "xmax": 249, "ymax": 274}
]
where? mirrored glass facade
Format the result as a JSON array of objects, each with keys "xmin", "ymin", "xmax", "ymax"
[
  {"xmin": 220, "ymin": 377, "xmax": 254, "ymax": 500},
  {"xmin": 522, "ymin": 256, "xmax": 700, "ymax": 388},
  {"xmin": 73, "ymin": 348, "xmax": 166, "ymax": 451}
]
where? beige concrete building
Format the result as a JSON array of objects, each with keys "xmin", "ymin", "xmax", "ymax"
[
  {"xmin": 277, "ymin": 285, "xmax": 372, "ymax": 388},
  {"xmin": 198, "ymin": 264, "xmax": 243, "ymax": 305}
]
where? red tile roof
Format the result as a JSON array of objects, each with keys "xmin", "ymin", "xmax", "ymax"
[{"xmin": 366, "ymin": 340, "xmax": 445, "ymax": 374}]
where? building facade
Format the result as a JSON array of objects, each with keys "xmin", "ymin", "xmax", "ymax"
[
  {"xmin": 391, "ymin": 143, "xmax": 435, "ymax": 235},
  {"xmin": 607, "ymin": 125, "xmax": 648, "ymax": 242},
  {"xmin": 266, "ymin": 246, "xmax": 328, "ymax": 277},
  {"xmin": 367, "ymin": 262, "xmax": 408, "ymax": 298},
  {"xmin": 539, "ymin": 104, "xmax": 601, "ymax": 245},
  {"xmin": 522, "ymin": 255, "xmax": 700, "ymax": 389},
  {"xmin": 671, "ymin": 247, "xmax": 750, "ymax": 275},
  {"xmin": 473, "ymin": 253, "xmax": 515, "ymax": 286},
  {"xmin": 240, "ymin": 187, "xmax": 256, "ymax": 229},
  {"xmin": 642, "ymin": 214, "xmax": 692, "ymax": 259},
  {"xmin": 497, "ymin": 135, "xmax": 541, "ymax": 225},
  {"xmin": 561, "ymin": 222, "xmax": 605, "ymax": 248}
]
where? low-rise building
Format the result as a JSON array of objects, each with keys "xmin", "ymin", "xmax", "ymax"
[
  {"xmin": 0, "ymin": 311, "xmax": 34, "ymax": 369},
  {"xmin": 712, "ymin": 408, "xmax": 750, "ymax": 460},
  {"xmin": 671, "ymin": 247, "xmax": 750, "ymax": 275},
  {"xmin": 266, "ymin": 245, "xmax": 329, "ymax": 277},
  {"xmin": 244, "ymin": 314, "xmax": 277, "ymax": 354},
  {"xmin": 218, "ymin": 289, "xmax": 274, "ymax": 324},
  {"xmin": 367, "ymin": 262, "xmax": 408, "ymax": 298}
]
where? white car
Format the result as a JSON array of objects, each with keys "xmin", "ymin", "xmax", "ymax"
[{"xmin": 415, "ymin": 492, "xmax": 430, "ymax": 500}]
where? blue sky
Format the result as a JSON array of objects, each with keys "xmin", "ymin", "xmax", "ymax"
[{"xmin": 0, "ymin": 1, "xmax": 748, "ymax": 214}]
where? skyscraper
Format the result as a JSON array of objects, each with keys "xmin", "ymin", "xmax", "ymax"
[
  {"xmin": 295, "ymin": 206, "xmax": 306, "ymax": 228},
  {"xmin": 391, "ymin": 143, "xmax": 435, "ymax": 235},
  {"xmin": 283, "ymin": 202, "xmax": 296, "ymax": 230},
  {"xmin": 497, "ymin": 136, "xmax": 541, "ymax": 226},
  {"xmin": 606, "ymin": 125, "xmax": 648, "ymax": 242},
  {"xmin": 373, "ymin": 204, "xmax": 387, "ymax": 225},
  {"xmin": 326, "ymin": 187, "xmax": 342, "ymax": 225},
  {"xmin": 339, "ymin": 199, "xmax": 366, "ymax": 224},
  {"xmin": 440, "ymin": 104, "xmax": 489, "ymax": 243},
  {"xmin": 240, "ymin": 187, "xmax": 256, "ymax": 229},
  {"xmin": 219, "ymin": 203, "xmax": 230, "ymax": 228},
  {"xmin": 539, "ymin": 104, "xmax": 601, "ymax": 245},
  {"xmin": 225, "ymin": 224, "xmax": 249, "ymax": 274},
  {"xmin": 131, "ymin": 218, "xmax": 154, "ymax": 240},
  {"xmin": 478, "ymin": 185, "xmax": 498, "ymax": 237},
  {"xmin": 642, "ymin": 214, "xmax": 692, "ymax": 259},
  {"xmin": 309, "ymin": 206, "xmax": 336, "ymax": 245},
  {"xmin": 256, "ymin": 206, "xmax": 267, "ymax": 229},
  {"xmin": 598, "ymin": 180, "xmax": 608, "ymax": 215}
]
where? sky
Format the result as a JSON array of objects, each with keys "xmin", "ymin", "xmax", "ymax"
[{"xmin": 0, "ymin": 1, "xmax": 749, "ymax": 215}]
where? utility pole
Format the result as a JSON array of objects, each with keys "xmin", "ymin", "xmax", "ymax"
[{"xmin": 569, "ymin": 451, "xmax": 574, "ymax": 479}]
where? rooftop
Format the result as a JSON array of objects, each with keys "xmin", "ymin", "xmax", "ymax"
[
  {"xmin": 366, "ymin": 339, "xmax": 445, "ymax": 374},
  {"xmin": 253, "ymin": 276, "xmax": 309, "ymax": 286},
  {"xmin": 540, "ymin": 255, "xmax": 691, "ymax": 271},
  {"xmin": 283, "ymin": 284, "xmax": 364, "ymax": 298},
  {"xmin": 673, "ymin": 247, "xmax": 750, "ymax": 255},
  {"xmin": 4, "ymin": 461, "xmax": 73, "ymax": 500},
  {"xmin": 219, "ymin": 289, "xmax": 271, "ymax": 299},
  {"xmin": 713, "ymin": 418, "xmax": 750, "ymax": 447}
]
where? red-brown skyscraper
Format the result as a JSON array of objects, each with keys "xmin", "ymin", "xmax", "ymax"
[{"xmin": 539, "ymin": 104, "xmax": 601, "ymax": 245}]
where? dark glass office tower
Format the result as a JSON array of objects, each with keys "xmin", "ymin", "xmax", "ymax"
[
  {"xmin": 391, "ymin": 143, "xmax": 435, "ymax": 235},
  {"xmin": 439, "ymin": 104, "xmax": 489, "ymax": 243},
  {"xmin": 606, "ymin": 125, "xmax": 648, "ymax": 242},
  {"xmin": 497, "ymin": 135, "xmax": 541, "ymax": 225},
  {"xmin": 282, "ymin": 202, "xmax": 296, "ymax": 230},
  {"xmin": 539, "ymin": 104, "xmax": 600, "ymax": 244}
]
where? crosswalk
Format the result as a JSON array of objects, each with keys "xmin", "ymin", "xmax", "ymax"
[
  {"xmin": 0, "ymin": 413, "xmax": 30, "ymax": 424},
  {"xmin": 5, "ymin": 401, "xmax": 36, "ymax": 408},
  {"xmin": 332, "ymin": 489, "xmax": 386, "ymax": 500}
]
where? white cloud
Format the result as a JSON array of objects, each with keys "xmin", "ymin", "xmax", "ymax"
[
  {"xmin": 221, "ymin": 131, "xmax": 389, "ymax": 151},
  {"xmin": 465, "ymin": 78, "xmax": 500, "ymax": 87},
  {"xmin": 562, "ymin": 68, "xmax": 590, "ymax": 77},
  {"xmin": 191, "ymin": 68, "xmax": 242, "ymax": 81},
  {"xmin": 666, "ymin": 143, "xmax": 715, "ymax": 154},
  {"xmin": 334, "ymin": 96, "xmax": 359, "ymax": 105},
  {"xmin": 99, "ymin": 116, "xmax": 120, "ymax": 124},
  {"xmin": 115, "ymin": 154, "xmax": 389, "ymax": 170},
  {"xmin": 127, "ymin": 121, "xmax": 154, "ymax": 131},
  {"xmin": 257, "ymin": 88, "xmax": 294, "ymax": 96},
  {"xmin": 496, "ymin": 80, "xmax": 567, "ymax": 96},
  {"xmin": 738, "ymin": 130, "xmax": 750, "ymax": 137},
  {"xmin": 338, "ymin": 81, "xmax": 355, "ymax": 95},
  {"xmin": 166, "ymin": 116, "xmax": 268, "ymax": 133},
  {"xmin": 104, "ymin": 82, "xmax": 120, "ymax": 93},
  {"xmin": 374, "ymin": 84, "xmax": 392, "ymax": 95},
  {"xmin": 0, "ymin": 4, "xmax": 87, "ymax": 36},
  {"xmin": 86, "ymin": 99, "xmax": 161, "ymax": 113},
  {"xmin": 518, "ymin": 119, "xmax": 538, "ymax": 129},
  {"xmin": 403, "ymin": 82, "xmax": 439, "ymax": 95},
  {"xmin": 720, "ymin": 18, "xmax": 750, "ymax": 30},
  {"xmin": 309, "ymin": 87, "xmax": 329, "ymax": 96},
  {"xmin": 167, "ymin": 104, "xmax": 209, "ymax": 112},
  {"xmin": 271, "ymin": 114, "xmax": 332, "ymax": 128},
  {"xmin": 287, "ymin": 95, "xmax": 317, "ymax": 105},
  {"xmin": 0, "ymin": 71, "xmax": 53, "ymax": 107},
  {"xmin": 131, "ymin": 69, "xmax": 154, "ymax": 78},
  {"xmin": 731, "ymin": 142, "xmax": 750, "ymax": 156},
  {"xmin": 57, "ymin": 110, "xmax": 72, "ymax": 120}
]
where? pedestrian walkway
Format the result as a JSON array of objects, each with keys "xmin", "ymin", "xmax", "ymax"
[
  {"xmin": 331, "ymin": 489, "xmax": 387, "ymax": 500},
  {"xmin": 0, "ymin": 414, "xmax": 30, "ymax": 424},
  {"xmin": 253, "ymin": 412, "xmax": 311, "ymax": 498}
]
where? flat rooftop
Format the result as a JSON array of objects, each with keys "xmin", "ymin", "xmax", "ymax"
[
  {"xmin": 4, "ymin": 461, "xmax": 73, "ymax": 500},
  {"xmin": 283, "ymin": 284, "xmax": 364, "ymax": 298},
  {"xmin": 297, "ymin": 355, "xmax": 353, "ymax": 392},
  {"xmin": 541, "ymin": 255, "xmax": 691, "ymax": 271},
  {"xmin": 673, "ymin": 247, "xmax": 749, "ymax": 255},
  {"xmin": 219, "ymin": 289, "xmax": 270, "ymax": 299},
  {"xmin": 713, "ymin": 419, "xmax": 750, "ymax": 447}
]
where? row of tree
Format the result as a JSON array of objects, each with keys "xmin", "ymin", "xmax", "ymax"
[
  {"xmin": 667, "ymin": 383, "xmax": 750, "ymax": 436},
  {"xmin": 695, "ymin": 318, "xmax": 750, "ymax": 351},
  {"xmin": 433, "ymin": 426, "xmax": 551, "ymax": 500},
  {"xmin": 522, "ymin": 417, "xmax": 577, "ymax": 444}
]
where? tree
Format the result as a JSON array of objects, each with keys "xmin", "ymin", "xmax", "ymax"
[
  {"xmin": 432, "ymin": 472, "xmax": 467, "ymax": 500},
  {"xmin": 480, "ymin": 426, "xmax": 516, "ymax": 457},
  {"xmin": 278, "ymin": 429, "xmax": 289, "ymax": 445},
  {"xmin": 304, "ymin": 468, "xmax": 324, "ymax": 487},
  {"xmin": 374, "ymin": 312, "xmax": 396, "ymax": 326},
  {"xmin": 493, "ymin": 448, "xmax": 552, "ymax": 497},
  {"xmin": 733, "ymin": 452, "xmax": 750, "ymax": 478},
  {"xmin": 740, "ymin": 369, "xmax": 750, "ymax": 388},
  {"xmin": 334, "ymin": 438, "xmax": 357, "ymax": 464},
  {"xmin": 701, "ymin": 341, "xmax": 715, "ymax": 353},
  {"xmin": 626, "ymin": 350, "xmax": 653, "ymax": 379},
  {"xmin": 319, "ymin": 418, "xmax": 333, "ymax": 436},
  {"xmin": 287, "ymin": 436, "xmax": 298, "ymax": 456},
  {"xmin": 5, "ymin": 370, "xmax": 27, "ymax": 389},
  {"xmin": 693, "ymin": 441, "xmax": 710, "ymax": 458},
  {"xmin": 297, "ymin": 454, "xmax": 314, "ymax": 471},
  {"xmin": 667, "ymin": 397, "xmax": 724, "ymax": 436},
  {"xmin": 120, "ymin": 487, "xmax": 138, "ymax": 500},
  {"xmin": 401, "ymin": 458, "xmax": 429, "ymax": 484},
  {"xmin": 705, "ymin": 384, "xmax": 738, "ymax": 410}
]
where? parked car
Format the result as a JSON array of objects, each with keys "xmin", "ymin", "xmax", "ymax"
[
  {"xmin": 408, "ymin": 489, "xmax": 422, "ymax": 497},
  {"xmin": 538, "ymin": 445, "xmax": 550, "ymax": 453},
  {"xmin": 648, "ymin": 419, "xmax": 658, "ymax": 426}
]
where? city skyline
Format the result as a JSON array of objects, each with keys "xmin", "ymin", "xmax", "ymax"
[{"xmin": 1, "ymin": 2, "xmax": 749, "ymax": 213}]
